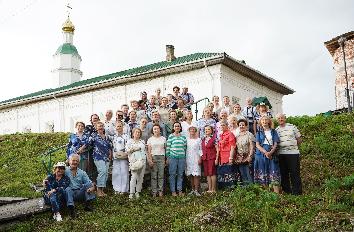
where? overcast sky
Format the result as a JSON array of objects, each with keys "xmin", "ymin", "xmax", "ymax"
[{"xmin": 0, "ymin": 0, "xmax": 353, "ymax": 116}]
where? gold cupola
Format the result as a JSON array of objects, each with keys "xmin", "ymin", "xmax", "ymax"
[{"xmin": 62, "ymin": 16, "xmax": 75, "ymax": 33}]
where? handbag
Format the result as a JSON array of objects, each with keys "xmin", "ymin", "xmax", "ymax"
[
  {"xmin": 216, "ymin": 154, "xmax": 237, "ymax": 189},
  {"xmin": 114, "ymin": 151, "xmax": 128, "ymax": 159},
  {"xmin": 130, "ymin": 159, "xmax": 144, "ymax": 171},
  {"xmin": 235, "ymin": 153, "xmax": 249, "ymax": 164}
]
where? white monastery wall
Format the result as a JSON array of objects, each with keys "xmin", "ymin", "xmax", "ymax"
[
  {"xmin": 220, "ymin": 65, "xmax": 283, "ymax": 115},
  {"xmin": 0, "ymin": 64, "xmax": 221, "ymax": 134}
]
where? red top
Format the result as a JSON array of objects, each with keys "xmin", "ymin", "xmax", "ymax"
[
  {"xmin": 201, "ymin": 135, "xmax": 217, "ymax": 161},
  {"xmin": 218, "ymin": 130, "xmax": 236, "ymax": 164}
]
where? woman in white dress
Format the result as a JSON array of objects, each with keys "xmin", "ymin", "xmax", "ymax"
[
  {"xmin": 185, "ymin": 125, "xmax": 203, "ymax": 196},
  {"xmin": 111, "ymin": 121, "xmax": 130, "ymax": 194}
]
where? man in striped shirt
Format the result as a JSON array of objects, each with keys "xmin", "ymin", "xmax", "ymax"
[{"xmin": 276, "ymin": 113, "xmax": 302, "ymax": 195}]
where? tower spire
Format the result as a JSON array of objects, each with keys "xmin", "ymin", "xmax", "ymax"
[{"xmin": 51, "ymin": 1, "xmax": 82, "ymax": 88}]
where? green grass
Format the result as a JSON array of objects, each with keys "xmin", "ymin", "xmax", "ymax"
[{"xmin": 0, "ymin": 114, "xmax": 353, "ymax": 231}]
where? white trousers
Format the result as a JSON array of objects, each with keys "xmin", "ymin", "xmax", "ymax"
[
  {"xmin": 112, "ymin": 159, "xmax": 129, "ymax": 193},
  {"xmin": 129, "ymin": 163, "xmax": 146, "ymax": 194}
]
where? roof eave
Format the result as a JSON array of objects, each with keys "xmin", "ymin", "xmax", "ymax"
[
  {"xmin": 324, "ymin": 31, "xmax": 354, "ymax": 57},
  {"xmin": 222, "ymin": 54, "xmax": 295, "ymax": 95},
  {"xmin": 0, "ymin": 55, "xmax": 224, "ymax": 110}
]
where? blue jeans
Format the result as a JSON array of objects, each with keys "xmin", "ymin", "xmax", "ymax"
[
  {"xmin": 94, "ymin": 160, "xmax": 109, "ymax": 188},
  {"xmin": 238, "ymin": 164, "xmax": 253, "ymax": 186},
  {"xmin": 65, "ymin": 184, "xmax": 96, "ymax": 206},
  {"xmin": 168, "ymin": 157, "xmax": 186, "ymax": 193},
  {"xmin": 44, "ymin": 188, "xmax": 65, "ymax": 213}
]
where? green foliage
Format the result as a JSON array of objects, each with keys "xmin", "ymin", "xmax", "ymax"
[
  {"xmin": 0, "ymin": 133, "xmax": 68, "ymax": 197},
  {"xmin": 1, "ymin": 114, "xmax": 354, "ymax": 231},
  {"xmin": 287, "ymin": 114, "xmax": 354, "ymax": 192}
]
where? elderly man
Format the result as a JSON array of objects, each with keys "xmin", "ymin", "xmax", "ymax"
[
  {"xmin": 65, "ymin": 154, "xmax": 96, "ymax": 218},
  {"xmin": 146, "ymin": 110, "xmax": 167, "ymax": 138},
  {"xmin": 242, "ymin": 97, "xmax": 256, "ymax": 134},
  {"xmin": 222, "ymin": 96, "xmax": 233, "ymax": 115},
  {"xmin": 120, "ymin": 104, "xmax": 130, "ymax": 123},
  {"xmin": 276, "ymin": 114, "xmax": 303, "ymax": 195},
  {"xmin": 180, "ymin": 87, "xmax": 194, "ymax": 110},
  {"xmin": 104, "ymin": 109, "xmax": 115, "ymax": 136}
]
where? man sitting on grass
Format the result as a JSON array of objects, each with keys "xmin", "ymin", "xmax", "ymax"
[{"xmin": 65, "ymin": 154, "xmax": 96, "ymax": 218}]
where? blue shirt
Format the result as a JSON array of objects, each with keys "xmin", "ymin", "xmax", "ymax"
[
  {"xmin": 66, "ymin": 133, "xmax": 88, "ymax": 159},
  {"xmin": 45, "ymin": 174, "xmax": 70, "ymax": 193},
  {"xmin": 87, "ymin": 134, "xmax": 112, "ymax": 161},
  {"xmin": 65, "ymin": 167, "xmax": 92, "ymax": 189}
]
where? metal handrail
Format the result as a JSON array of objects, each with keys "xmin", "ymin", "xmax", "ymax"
[
  {"xmin": 191, "ymin": 97, "xmax": 210, "ymax": 120},
  {"xmin": 40, "ymin": 144, "xmax": 67, "ymax": 175}
]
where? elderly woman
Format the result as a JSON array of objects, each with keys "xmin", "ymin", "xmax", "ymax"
[
  {"xmin": 166, "ymin": 110, "xmax": 178, "ymax": 137},
  {"xmin": 197, "ymin": 107, "xmax": 217, "ymax": 139},
  {"xmin": 43, "ymin": 162, "xmax": 70, "ymax": 222},
  {"xmin": 217, "ymin": 120, "xmax": 237, "ymax": 189},
  {"xmin": 235, "ymin": 119, "xmax": 255, "ymax": 186},
  {"xmin": 212, "ymin": 95, "xmax": 222, "ymax": 116},
  {"xmin": 254, "ymin": 116, "xmax": 280, "ymax": 193},
  {"xmin": 139, "ymin": 117, "xmax": 149, "ymax": 143},
  {"xmin": 181, "ymin": 110, "xmax": 196, "ymax": 138},
  {"xmin": 201, "ymin": 126, "xmax": 219, "ymax": 193},
  {"xmin": 126, "ymin": 128, "xmax": 147, "ymax": 199},
  {"xmin": 229, "ymin": 104, "xmax": 246, "ymax": 122},
  {"xmin": 175, "ymin": 98, "xmax": 187, "ymax": 121},
  {"xmin": 215, "ymin": 109, "xmax": 229, "ymax": 139},
  {"xmin": 82, "ymin": 121, "xmax": 112, "ymax": 197},
  {"xmin": 166, "ymin": 122, "xmax": 187, "ymax": 196},
  {"xmin": 207, "ymin": 102, "xmax": 219, "ymax": 122},
  {"xmin": 159, "ymin": 97, "xmax": 170, "ymax": 124},
  {"xmin": 110, "ymin": 121, "xmax": 130, "ymax": 194},
  {"xmin": 66, "ymin": 121, "xmax": 88, "ymax": 171},
  {"xmin": 254, "ymin": 103, "xmax": 274, "ymax": 133}
]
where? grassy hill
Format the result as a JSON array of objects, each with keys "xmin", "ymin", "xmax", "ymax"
[{"xmin": 0, "ymin": 114, "xmax": 353, "ymax": 231}]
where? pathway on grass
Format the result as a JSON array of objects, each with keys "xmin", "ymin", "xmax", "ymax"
[{"xmin": 0, "ymin": 197, "xmax": 50, "ymax": 223}]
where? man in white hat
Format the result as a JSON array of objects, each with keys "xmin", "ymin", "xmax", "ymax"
[{"xmin": 65, "ymin": 154, "xmax": 96, "ymax": 218}]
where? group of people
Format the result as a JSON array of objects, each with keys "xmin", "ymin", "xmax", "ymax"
[{"xmin": 43, "ymin": 86, "xmax": 303, "ymax": 221}]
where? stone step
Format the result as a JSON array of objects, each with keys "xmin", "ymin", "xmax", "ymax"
[
  {"xmin": 0, "ymin": 197, "xmax": 28, "ymax": 206},
  {"xmin": 0, "ymin": 198, "xmax": 50, "ymax": 223}
]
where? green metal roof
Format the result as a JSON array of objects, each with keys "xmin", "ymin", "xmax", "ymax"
[
  {"xmin": 54, "ymin": 43, "xmax": 81, "ymax": 58},
  {"xmin": 0, "ymin": 52, "xmax": 221, "ymax": 105}
]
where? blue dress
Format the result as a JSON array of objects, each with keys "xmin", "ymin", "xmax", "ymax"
[{"xmin": 254, "ymin": 129, "xmax": 280, "ymax": 186}]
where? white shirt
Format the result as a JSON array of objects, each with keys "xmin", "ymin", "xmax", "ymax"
[{"xmin": 147, "ymin": 136, "xmax": 166, "ymax": 156}]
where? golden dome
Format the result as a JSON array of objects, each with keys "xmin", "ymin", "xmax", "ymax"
[{"xmin": 62, "ymin": 17, "xmax": 75, "ymax": 33}]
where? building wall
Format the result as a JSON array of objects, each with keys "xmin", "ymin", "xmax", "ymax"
[
  {"xmin": 220, "ymin": 65, "xmax": 284, "ymax": 115},
  {"xmin": 0, "ymin": 63, "xmax": 286, "ymax": 134},
  {"xmin": 0, "ymin": 64, "xmax": 221, "ymax": 134},
  {"xmin": 333, "ymin": 38, "xmax": 354, "ymax": 109}
]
